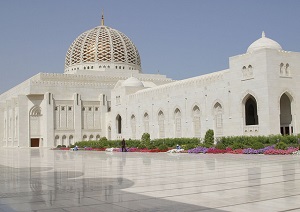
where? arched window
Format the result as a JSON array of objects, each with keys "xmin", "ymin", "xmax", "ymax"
[
  {"xmin": 174, "ymin": 108, "xmax": 181, "ymax": 138},
  {"xmin": 83, "ymin": 135, "xmax": 87, "ymax": 141},
  {"xmin": 280, "ymin": 63, "xmax": 284, "ymax": 74},
  {"xmin": 107, "ymin": 126, "xmax": 111, "ymax": 140},
  {"xmin": 248, "ymin": 65, "xmax": 253, "ymax": 76},
  {"xmin": 89, "ymin": 135, "xmax": 94, "ymax": 141},
  {"xmin": 245, "ymin": 96, "xmax": 258, "ymax": 125},
  {"xmin": 214, "ymin": 103, "xmax": 223, "ymax": 136},
  {"xmin": 69, "ymin": 135, "xmax": 73, "ymax": 145},
  {"xmin": 96, "ymin": 135, "xmax": 100, "ymax": 141},
  {"xmin": 131, "ymin": 115, "xmax": 136, "ymax": 139},
  {"xmin": 242, "ymin": 66, "xmax": 247, "ymax": 77},
  {"xmin": 54, "ymin": 135, "xmax": 59, "ymax": 147},
  {"xmin": 143, "ymin": 112, "xmax": 149, "ymax": 133},
  {"xmin": 286, "ymin": 63, "xmax": 290, "ymax": 76},
  {"xmin": 192, "ymin": 105, "xmax": 201, "ymax": 138},
  {"xmin": 158, "ymin": 111, "xmax": 165, "ymax": 138},
  {"xmin": 116, "ymin": 114, "xmax": 122, "ymax": 134},
  {"xmin": 62, "ymin": 135, "xmax": 66, "ymax": 146}
]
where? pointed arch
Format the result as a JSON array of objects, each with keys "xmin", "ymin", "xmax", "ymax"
[
  {"xmin": 29, "ymin": 105, "xmax": 42, "ymax": 142},
  {"xmin": 62, "ymin": 135, "xmax": 67, "ymax": 146},
  {"xmin": 243, "ymin": 94, "xmax": 258, "ymax": 125},
  {"xmin": 116, "ymin": 114, "xmax": 122, "ymax": 134},
  {"xmin": 286, "ymin": 63, "xmax": 290, "ymax": 76},
  {"xmin": 174, "ymin": 108, "xmax": 182, "ymax": 138},
  {"xmin": 130, "ymin": 114, "xmax": 136, "ymax": 139},
  {"xmin": 54, "ymin": 135, "xmax": 59, "ymax": 147},
  {"xmin": 89, "ymin": 134, "xmax": 94, "ymax": 140},
  {"xmin": 96, "ymin": 134, "xmax": 100, "ymax": 141},
  {"xmin": 280, "ymin": 63, "xmax": 284, "ymax": 74},
  {"xmin": 29, "ymin": 106, "xmax": 42, "ymax": 116},
  {"xmin": 69, "ymin": 135, "xmax": 74, "ymax": 145},
  {"xmin": 280, "ymin": 92, "xmax": 293, "ymax": 135},
  {"xmin": 192, "ymin": 105, "xmax": 201, "ymax": 138},
  {"xmin": 213, "ymin": 102, "xmax": 223, "ymax": 136},
  {"xmin": 158, "ymin": 110, "xmax": 165, "ymax": 138},
  {"xmin": 143, "ymin": 112, "xmax": 149, "ymax": 133},
  {"xmin": 107, "ymin": 126, "xmax": 111, "ymax": 140}
]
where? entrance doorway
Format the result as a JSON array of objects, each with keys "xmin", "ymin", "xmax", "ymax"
[
  {"xmin": 280, "ymin": 93, "xmax": 292, "ymax": 135},
  {"xmin": 31, "ymin": 138, "xmax": 39, "ymax": 147}
]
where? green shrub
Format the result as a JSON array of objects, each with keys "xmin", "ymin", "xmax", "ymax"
[
  {"xmin": 138, "ymin": 143, "xmax": 147, "ymax": 149},
  {"xmin": 231, "ymin": 142, "xmax": 245, "ymax": 150},
  {"xmin": 276, "ymin": 141, "xmax": 287, "ymax": 150},
  {"xmin": 215, "ymin": 142, "xmax": 226, "ymax": 150},
  {"xmin": 251, "ymin": 142, "xmax": 264, "ymax": 150},
  {"xmin": 57, "ymin": 145, "xmax": 62, "ymax": 148},
  {"xmin": 204, "ymin": 129, "xmax": 214, "ymax": 147},
  {"xmin": 151, "ymin": 138, "xmax": 200, "ymax": 148},
  {"xmin": 146, "ymin": 142, "xmax": 155, "ymax": 149},
  {"xmin": 158, "ymin": 144, "xmax": 168, "ymax": 151},
  {"xmin": 141, "ymin": 133, "xmax": 150, "ymax": 143},
  {"xmin": 181, "ymin": 143, "xmax": 197, "ymax": 150},
  {"xmin": 101, "ymin": 137, "xmax": 108, "ymax": 142}
]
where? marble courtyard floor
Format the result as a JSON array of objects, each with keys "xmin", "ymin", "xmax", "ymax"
[{"xmin": 1, "ymin": 148, "xmax": 300, "ymax": 212}]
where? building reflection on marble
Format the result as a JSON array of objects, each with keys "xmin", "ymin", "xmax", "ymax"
[{"xmin": 1, "ymin": 148, "xmax": 300, "ymax": 211}]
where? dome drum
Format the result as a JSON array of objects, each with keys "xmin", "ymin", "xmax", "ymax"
[{"xmin": 65, "ymin": 62, "xmax": 141, "ymax": 73}]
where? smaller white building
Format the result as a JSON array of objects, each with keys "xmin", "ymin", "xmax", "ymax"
[{"xmin": 109, "ymin": 32, "xmax": 300, "ymax": 141}]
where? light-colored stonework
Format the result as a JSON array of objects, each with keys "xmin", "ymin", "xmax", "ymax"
[{"xmin": 1, "ymin": 16, "xmax": 299, "ymax": 148}]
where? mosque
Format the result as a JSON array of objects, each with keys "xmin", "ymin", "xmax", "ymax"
[{"xmin": 1, "ymin": 15, "xmax": 299, "ymax": 147}]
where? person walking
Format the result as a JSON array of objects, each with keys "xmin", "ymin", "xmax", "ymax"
[{"xmin": 121, "ymin": 138, "xmax": 126, "ymax": 152}]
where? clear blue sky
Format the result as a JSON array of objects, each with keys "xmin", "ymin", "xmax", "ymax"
[{"xmin": 0, "ymin": 0, "xmax": 299, "ymax": 93}]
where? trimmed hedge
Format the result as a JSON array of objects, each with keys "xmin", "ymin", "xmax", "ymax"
[
  {"xmin": 73, "ymin": 134, "xmax": 300, "ymax": 150},
  {"xmin": 219, "ymin": 134, "xmax": 300, "ymax": 148}
]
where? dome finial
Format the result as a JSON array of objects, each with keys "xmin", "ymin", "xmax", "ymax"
[
  {"xmin": 101, "ymin": 10, "xmax": 104, "ymax": 26},
  {"xmin": 262, "ymin": 31, "xmax": 265, "ymax": 38}
]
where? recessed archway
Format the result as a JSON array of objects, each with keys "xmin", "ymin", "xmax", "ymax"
[
  {"xmin": 158, "ymin": 110, "xmax": 165, "ymax": 138},
  {"xmin": 116, "ymin": 114, "xmax": 122, "ymax": 134},
  {"xmin": 107, "ymin": 126, "xmax": 111, "ymax": 140},
  {"xmin": 280, "ymin": 93, "xmax": 293, "ymax": 135},
  {"xmin": 245, "ymin": 96, "xmax": 258, "ymax": 125},
  {"xmin": 192, "ymin": 105, "xmax": 201, "ymax": 138},
  {"xmin": 174, "ymin": 108, "xmax": 181, "ymax": 138}
]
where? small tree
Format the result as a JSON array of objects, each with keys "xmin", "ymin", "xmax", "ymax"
[
  {"xmin": 204, "ymin": 129, "xmax": 214, "ymax": 147},
  {"xmin": 141, "ymin": 133, "xmax": 150, "ymax": 143}
]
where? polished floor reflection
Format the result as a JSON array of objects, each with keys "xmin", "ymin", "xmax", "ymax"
[{"xmin": 1, "ymin": 148, "xmax": 300, "ymax": 211}]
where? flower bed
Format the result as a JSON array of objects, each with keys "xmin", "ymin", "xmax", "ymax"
[
  {"xmin": 187, "ymin": 147, "xmax": 208, "ymax": 154},
  {"xmin": 264, "ymin": 147, "xmax": 298, "ymax": 155},
  {"xmin": 187, "ymin": 145, "xmax": 299, "ymax": 155},
  {"xmin": 52, "ymin": 145, "xmax": 299, "ymax": 155},
  {"xmin": 105, "ymin": 147, "xmax": 169, "ymax": 153}
]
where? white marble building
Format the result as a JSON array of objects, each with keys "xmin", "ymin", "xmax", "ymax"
[{"xmin": 1, "ymin": 17, "xmax": 299, "ymax": 147}]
